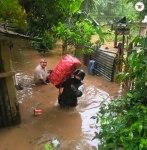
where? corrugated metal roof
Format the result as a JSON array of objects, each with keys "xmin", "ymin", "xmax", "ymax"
[{"xmin": 0, "ymin": 24, "xmax": 29, "ymax": 39}]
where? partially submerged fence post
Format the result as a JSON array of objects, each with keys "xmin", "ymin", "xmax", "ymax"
[
  {"xmin": 91, "ymin": 48, "xmax": 117, "ymax": 81},
  {"xmin": 0, "ymin": 40, "xmax": 20, "ymax": 127},
  {"xmin": 116, "ymin": 43, "xmax": 124, "ymax": 73},
  {"xmin": 0, "ymin": 24, "xmax": 29, "ymax": 127},
  {"xmin": 114, "ymin": 30, "xmax": 118, "ymax": 48}
]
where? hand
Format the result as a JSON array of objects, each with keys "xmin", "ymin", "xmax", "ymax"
[
  {"xmin": 59, "ymin": 88, "xmax": 63, "ymax": 94},
  {"xmin": 47, "ymin": 69, "xmax": 53, "ymax": 74},
  {"xmin": 38, "ymin": 79, "xmax": 48, "ymax": 85},
  {"xmin": 44, "ymin": 81, "xmax": 48, "ymax": 85},
  {"xmin": 71, "ymin": 84, "xmax": 76, "ymax": 91}
]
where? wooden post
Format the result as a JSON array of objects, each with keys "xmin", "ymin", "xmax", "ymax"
[
  {"xmin": 122, "ymin": 34, "xmax": 125, "ymax": 49},
  {"xmin": 62, "ymin": 41, "xmax": 67, "ymax": 56},
  {"xmin": 114, "ymin": 30, "xmax": 118, "ymax": 48},
  {"xmin": 116, "ymin": 43, "xmax": 124, "ymax": 73},
  {"xmin": 0, "ymin": 40, "xmax": 21, "ymax": 127}
]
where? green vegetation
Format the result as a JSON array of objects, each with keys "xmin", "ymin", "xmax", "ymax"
[
  {"xmin": 0, "ymin": 0, "xmax": 141, "ymax": 53},
  {"xmin": 20, "ymin": 0, "xmax": 84, "ymax": 52},
  {"xmin": 53, "ymin": 19, "xmax": 104, "ymax": 55},
  {"xmin": 127, "ymin": 0, "xmax": 147, "ymax": 19},
  {"xmin": 0, "ymin": 1, "xmax": 147, "ymax": 149},
  {"xmin": 95, "ymin": 37, "xmax": 147, "ymax": 150},
  {"xmin": 0, "ymin": 0, "xmax": 27, "ymax": 28},
  {"xmin": 44, "ymin": 143, "xmax": 53, "ymax": 150},
  {"xmin": 90, "ymin": 0, "xmax": 138, "ymax": 22}
]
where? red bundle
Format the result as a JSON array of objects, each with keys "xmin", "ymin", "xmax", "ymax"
[{"xmin": 49, "ymin": 55, "xmax": 81, "ymax": 85}]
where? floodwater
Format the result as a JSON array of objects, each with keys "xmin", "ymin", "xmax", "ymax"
[{"xmin": 0, "ymin": 42, "xmax": 120, "ymax": 150}]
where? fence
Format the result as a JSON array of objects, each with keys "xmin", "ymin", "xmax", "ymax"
[{"xmin": 85, "ymin": 47, "xmax": 117, "ymax": 81}]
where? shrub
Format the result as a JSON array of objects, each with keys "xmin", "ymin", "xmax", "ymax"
[{"xmin": 95, "ymin": 37, "xmax": 147, "ymax": 150}]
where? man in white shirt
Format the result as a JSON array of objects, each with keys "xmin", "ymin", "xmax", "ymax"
[{"xmin": 34, "ymin": 59, "xmax": 49, "ymax": 85}]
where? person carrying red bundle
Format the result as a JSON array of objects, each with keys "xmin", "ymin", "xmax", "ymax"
[
  {"xmin": 57, "ymin": 69, "xmax": 85, "ymax": 108},
  {"xmin": 48, "ymin": 55, "xmax": 85, "ymax": 107}
]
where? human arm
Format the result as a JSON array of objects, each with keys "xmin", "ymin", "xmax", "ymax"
[
  {"xmin": 34, "ymin": 67, "xmax": 48, "ymax": 85},
  {"xmin": 71, "ymin": 84, "xmax": 83, "ymax": 97},
  {"xmin": 55, "ymin": 78, "xmax": 70, "ymax": 88},
  {"xmin": 40, "ymin": 79, "xmax": 48, "ymax": 84}
]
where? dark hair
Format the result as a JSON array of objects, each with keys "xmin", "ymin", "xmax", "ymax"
[{"xmin": 73, "ymin": 69, "xmax": 85, "ymax": 80}]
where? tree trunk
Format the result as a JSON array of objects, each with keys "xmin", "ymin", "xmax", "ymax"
[
  {"xmin": 0, "ymin": 41, "xmax": 21, "ymax": 127},
  {"xmin": 62, "ymin": 41, "xmax": 67, "ymax": 56},
  {"xmin": 116, "ymin": 43, "xmax": 124, "ymax": 73},
  {"xmin": 114, "ymin": 30, "xmax": 118, "ymax": 48}
]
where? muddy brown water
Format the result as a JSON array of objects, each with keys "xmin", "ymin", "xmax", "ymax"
[{"xmin": 0, "ymin": 44, "xmax": 120, "ymax": 150}]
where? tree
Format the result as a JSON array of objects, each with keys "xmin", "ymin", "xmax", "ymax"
[
  {"xmin": 53, "ymin": 14, "xmax": 105, "ymax": 56},
  {"xmin": 19, "ymin": 0, "xmax": 84, "ymax": 52},
  {"xmin": 0, "ymin": 0, "xmax": 27, "ymax": 28},
  {"xmin": 20, "ymin": 0, "xmax": 84, "ymax": 36},
  {"xmin": 91, "ymin": 0, "xmax": 138, "ymax": 22},
  {"xmin": 94, "ymin": 36, "xmax": 147, "ymax": 150},
  {"xmin": 80, "ymin": 0, "xmax": 96, "ymax": 14}
]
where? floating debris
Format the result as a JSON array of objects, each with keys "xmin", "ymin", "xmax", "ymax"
[{"xmin": 34, "ymin": 108, "xmax": 43, "ymax": 116}]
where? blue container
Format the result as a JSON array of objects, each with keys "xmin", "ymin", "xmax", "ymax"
[{"xmin": 88, "ymin": 60, "xmax": 95, "ymax": 75}]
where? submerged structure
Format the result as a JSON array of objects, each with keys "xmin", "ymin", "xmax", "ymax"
[{"xmin": 0, "ymin": 24, "xmax": 28, "ymax": 127}]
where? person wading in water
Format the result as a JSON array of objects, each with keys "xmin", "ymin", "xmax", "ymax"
[{"xmin": 58, "ymin": 69, "xmax": 85, "ymax": 108}]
